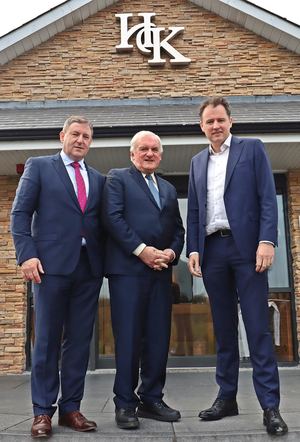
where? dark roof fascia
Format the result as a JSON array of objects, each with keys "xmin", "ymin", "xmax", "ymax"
[{"xmin": 0, "ymin": 121, "xmax": 299, "ymax": 142}]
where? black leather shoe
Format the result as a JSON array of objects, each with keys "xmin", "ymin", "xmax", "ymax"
[
  {"xmin": 137, "ymin": 400, "xmax": 181, "ymax": 422},
  {"xmin": 115, "ymin": 408, "xmax": 139, "ymax": 429},
  {"xmin": 263, "ymin": 407, "xmax": 288, "ymax": 435},
  {"xmin": 199, "ymin": 398, "xmax": 238, "ymax": 420}
]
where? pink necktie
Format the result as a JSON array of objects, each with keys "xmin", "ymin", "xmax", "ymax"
[{"xmin": 71, "ymin": 162, "xmax": 87, "ymax": 212}]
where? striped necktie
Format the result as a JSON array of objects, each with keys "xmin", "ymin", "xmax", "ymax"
[{"xmin": 145, "ymin": 174, "xmax": 161, "ymax": 209}]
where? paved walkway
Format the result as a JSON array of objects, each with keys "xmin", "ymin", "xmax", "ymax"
[{"xmin": 0, "ymin": 367, "xmax": 299, "ymax": 441}]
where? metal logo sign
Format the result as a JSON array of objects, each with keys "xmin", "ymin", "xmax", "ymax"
[{"xmin": 115, "ymin": 13, "xmax": 191, "ymax": 66}]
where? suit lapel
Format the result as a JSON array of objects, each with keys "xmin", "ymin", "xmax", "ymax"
[
  {"xmin": 52, "ymin": 153, "xmax": 80, "ymax": 209},
  {"xmin": 156, "ymin": 175, "xmax": 167, "ymax": 210},
  {"xmin": 224, "ymin": 136, "xmax": 244, "ymax": 192},
  {"xmin": 85, "ymin": 163, "xmax": 95, "ymax": 211},
  {"xmin": 194, "ymin": 148, "xmax": 209, "ymax": 204},
  {"xmin": 129, "ymin": 164, "xmax": 161, "ymax": 209}
]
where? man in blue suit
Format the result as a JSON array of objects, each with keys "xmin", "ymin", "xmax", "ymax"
[
  {"xmin": 187, "ymin": 97, "xmax": 287, "ymax": 436},
  {"xmin": 102, "ymin": 131, "xmax": 184, "ymax": 429},
  {"xmin": 11, "ymin": 116, "xmax": 105, "ymax": 438}
]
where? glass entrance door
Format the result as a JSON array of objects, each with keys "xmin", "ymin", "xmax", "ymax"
[{"xmin": 95, "ymin": 175, "xmax": 297, "ymax": 368}]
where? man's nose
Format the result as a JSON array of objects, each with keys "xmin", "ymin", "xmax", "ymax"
[
  {"xmin": 77, "ymin": 135, "xmax": 83, "ymax": 144},
  {"xmin": 213, "ymin": 120, "xmax": 219, "ymax": 128}
]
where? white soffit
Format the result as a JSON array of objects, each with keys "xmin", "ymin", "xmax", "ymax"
[{"xmin": 1, "ymin": 133, "xmax": 300, "ymax": 176}]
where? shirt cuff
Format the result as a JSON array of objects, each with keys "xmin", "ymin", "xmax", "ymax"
[
  {"xmin": 170, "ymin": 249, "xmax": 176, "ymax": 262},
  {"xmin": 259, "ymin": 241, "xmax": 275, "ymax": 247},
  {"xmin": 133, "ymin": 243, "xmax": 147, "ymax": 256},
  {"xmin": 189, "ymin": 252, "xmax": 199, "ymax": 256}
]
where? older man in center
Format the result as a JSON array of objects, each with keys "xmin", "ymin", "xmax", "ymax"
[{"xmin": 102, "ymin": 131, "xmax": 184, "ymax": 429}]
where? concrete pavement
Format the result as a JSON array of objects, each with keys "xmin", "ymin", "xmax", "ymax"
[{"xmin": 0, "ymin": 367, "xmax": 299, "ymax": 441}]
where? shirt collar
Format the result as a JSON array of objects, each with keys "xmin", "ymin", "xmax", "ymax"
[
  {"xmin": 209, "ymin": 133, "xmax": 232, "ymax": 155},
  {"xmin": 142, "ymin": 172, "xmax": 157, "ymax": 184},
  {"xmin": 60, "ymin": 150, "xmax": 86, "ymax": 170}
]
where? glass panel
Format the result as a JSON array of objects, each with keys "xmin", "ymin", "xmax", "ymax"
[
  {"xmin": 268, "ymin": 293, "xmax": 293, "ymax": 362},
  {"xmin": 268, "ymin": 194, "xmax": 289, "ymax": 288},
  {"xmin": 98, "ymin": 278, "xmax": 114, "ymax": 357},
  {"xmin": 97, "ymin": 192, "xmax": 294, "ymax": 363},
  {"xmin": 169, "ymin": 198, "xmax": 216, "ymax": 357}
]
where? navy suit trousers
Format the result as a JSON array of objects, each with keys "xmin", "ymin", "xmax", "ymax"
[
  {"xmin": 201, "ymin": 233, "xmax": 280, "ymax": 409},
  {"xmin": 31, "ymin": 248, "xmax": 101, "ymax": 417},
  {"xmin": 108, "ymin": 275, "xmax": 173, "ymax": 409}
]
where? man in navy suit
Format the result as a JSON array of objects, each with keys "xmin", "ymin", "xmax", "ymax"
[
  {"xmin": 187, "ymin": 97, "xmax": 287, "ymax": 436},
  {"xmin": 102, "ymin": 131, "xmax": 184, "ymax": 429},
  {"xmin": 11, "ymin": 116, "xmax": 105, "ymax": 438}
]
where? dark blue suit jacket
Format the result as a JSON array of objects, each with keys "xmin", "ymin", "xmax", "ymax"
[
  {"xmin": 187, "ymin": 136, "xmax": 278, "ymax": 264},
  {"xmin": 102, "ymin": 164, "xmax": 184, "ymax": 281},
  {"xmin": 11, "ymin": 152, "xmax": 105, "ymax": 278}
]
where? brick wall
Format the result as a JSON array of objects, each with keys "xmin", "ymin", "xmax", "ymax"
[
  {"xmin": 0, "ymin": 176, "xmax": 27, "ymax": 373},
  {"xmin": 0, "ymin": 0, "xmax": 299, "ymax": 102},
  {"xmin": 286, "ymin": 170, "xmax": 300, "ymax": 357}
]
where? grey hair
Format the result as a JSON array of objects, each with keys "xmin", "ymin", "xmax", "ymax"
[
  {"xmin": 62, "ymin": 116, "xmax": 93, "ymax": 137},
  {"xmin": 130, "ymin": 131, "xmax": 163, "ymax": 158}
]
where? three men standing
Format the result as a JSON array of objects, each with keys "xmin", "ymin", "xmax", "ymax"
[
  {"xmin": 11, "ymin": 106, "xmax": 287, "ymax": 437},
  {"xmin": 102, "ymin": 130, "xmax": 184, "ymax": 429},
  {"xmin": 186, "ymin": 97, "xmax": 287, "ymax": 436},
  {"xmin": 11, "ymin": 116, "xmax": 105, "ymax": 438}
]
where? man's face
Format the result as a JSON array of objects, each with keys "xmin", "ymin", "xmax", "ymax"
[
  {"xmin": 60, "ymin": 122, "xmax": 92, "ymax": 162},
  {"xmin": 200, "ymin": 104, "xmax": 232, "ymax": 152},
  {"xmin": 131, "ymin": 134, "xmax": 162, "ymax": 174}
]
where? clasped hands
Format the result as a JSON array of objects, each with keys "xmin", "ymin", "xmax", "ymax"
[{"xmin": 139, "ymin": 246, "xmax": 174, "ymax": 271}]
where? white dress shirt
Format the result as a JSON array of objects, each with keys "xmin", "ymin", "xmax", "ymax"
[
  {"xmin": 206, "ymin": 134, "xmax": 231, "ymax": 235},
  {"xmin": 61, "ymin": 150, "xmax": 89, "ymax": 245}
]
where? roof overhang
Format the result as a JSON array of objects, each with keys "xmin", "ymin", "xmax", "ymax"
[{"xmin": 1, "ymin": 96, "xmax": 300, "ymax": 176}]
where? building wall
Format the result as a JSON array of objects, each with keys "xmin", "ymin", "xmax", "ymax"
[
  {"xmin": 0, "ymin": 176, "xmax": 26, "ymax": 373},
  {"xmin": 0, "ymin": 0, "xmax": 300, "ymax": 373},
  {"xmin": 287, "ymin": 170, "xmax": 300, "ymax": 357},
  {"xmin": 0, "ymin": 0, "xmax": 300, "ymax": 101}
]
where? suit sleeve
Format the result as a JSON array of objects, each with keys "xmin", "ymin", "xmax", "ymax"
[
  {"xmin": 101, "ymin": 169, "xmax": 145, "ymax": 256},
  {"xmin": 186, "ymin": 159, "xmax": 200, "ymax": 257},
  {"xmin": 10, "ymin": 157, "xmax": 40, "ymax": 265},
  {"xmin": 254, "ymin": 140, "xmax": 278, "ymax": 245}
]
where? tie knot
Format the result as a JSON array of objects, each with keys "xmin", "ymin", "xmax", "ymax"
[
  {"xmin": 71, "ymin": 162, "xmax": 80, "ymax": 169},
  {"xmin": 145, "ymin": 174, "xmax": 152, "ymax": 181}
]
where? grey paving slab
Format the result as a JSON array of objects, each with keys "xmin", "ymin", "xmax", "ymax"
[{"xmin": 0, "ymin": 368, "xmax": 299, "ymax": 441}]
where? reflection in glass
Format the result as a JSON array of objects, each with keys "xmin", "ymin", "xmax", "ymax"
[
  {"xmin": 170, "ymin": 199, "xmax": 215, "ymax": 357},
  {"xmin": 268, "ymin": 195, "xmax": 289, "ymax": 288},
  {"xmin": 97, "ymin": 195, "xmax": 293, "ymax": 363}
]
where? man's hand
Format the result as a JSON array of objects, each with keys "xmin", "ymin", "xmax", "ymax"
[
  {"xmin": 21, "ymin": 258, "xmax": 44, "ymax": 283},
  {"xmin": 187, "ymin": 254, "xmax": 202, "ymax": 277},
  {"xmin": 139, "ymin": 246, "xmax": 170, "ymax": 271},
  {"xmin": 153, "ymin": 248, "xmax": 174, "ymax": 270},
  {"xmin": 255, "ymin": 243, "xmax": 274, "ymax": 273}
]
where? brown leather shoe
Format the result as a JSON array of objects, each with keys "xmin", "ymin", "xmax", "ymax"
[
  {"xmin": 58, "ymin": 410, "xmax": 97, "ymax": 432},
  {"xmin": 31, "ymin": 414, "xmax": 52, "ymax": 438}
]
